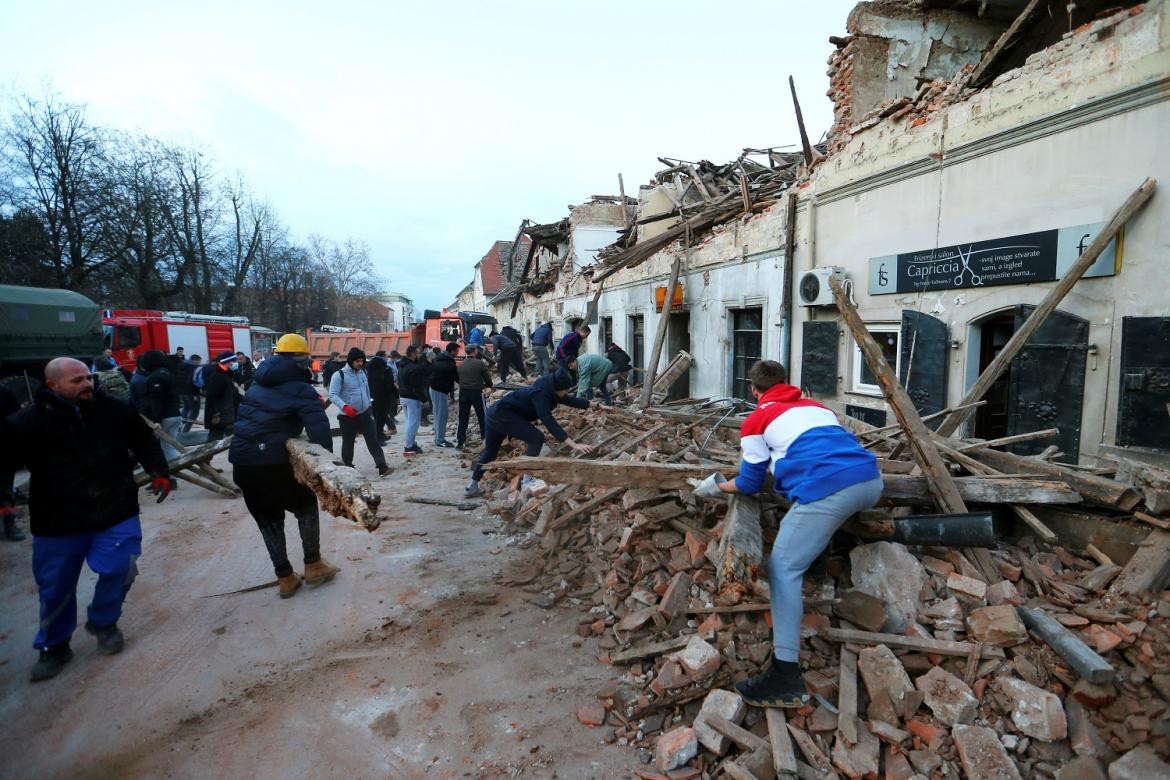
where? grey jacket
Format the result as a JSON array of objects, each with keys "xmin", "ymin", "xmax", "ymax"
[{"xmin": 328, "ymin": 365, "xmax": 372, "ymax": 413}]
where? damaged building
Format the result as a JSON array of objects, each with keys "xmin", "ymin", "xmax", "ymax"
[{"xmin": 486, "ymin": 0, "xmax": 1169, "ymax": 465}]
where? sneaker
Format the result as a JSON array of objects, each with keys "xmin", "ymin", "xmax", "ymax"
[
  {"xmin": 377, "ymin": 464, "xmax": 393, "ymax": 477},
  {"xmin": 403, "ymin": 445, "xmax": 423, "ymax": 456},
  {"xmin": 464, "ymin": 482, "xmax": 484, "ymax": 499},
  {"xmin": 734, "ymin": 660, "xmax": 809, "ymax": 708},
  {"xmin": 437, "ymin": 440, "xmax": 455, "ymax": 449},
  {"xmin": 84, "ymin": 621, "xmax": 125, "ymax": 655},
  {"xmin": 30, "ymin": 643, "xmax": 73, "ymax": 682}
]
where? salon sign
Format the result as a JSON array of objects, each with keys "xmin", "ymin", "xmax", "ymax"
[{"xmin": 868, "ymin": 222, "xmax": 1120, "ymax": 295}]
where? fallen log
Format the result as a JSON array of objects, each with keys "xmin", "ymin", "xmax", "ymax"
[
  {"xmin": 717, "ymin": 495, "xmax": 763, "ymax": 596},
  {"xmin": 285, "ymin": 439, "xmax": 382, "ymax": 531},
  {"xmin": 969, "ymin": 448, "xmax": 1140, "ymax": 510}
]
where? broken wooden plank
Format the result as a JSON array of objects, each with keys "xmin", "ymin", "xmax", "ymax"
[
  {"xmin": 1106, "ymin": 529, "xmax": 1170, "ymax": 596},
  {"xmin": 787, "ymin": 724, "xmax": 838, "ymax": 778},
  {"xmin": 285, "ymin": 438, "xmax": 382, "ymax": 531},
  {"xmin": 767, "ymin": 709, "xmax": 800, "ymax": 777},
  {"xmin": 609, "ymin": 635, "xmax": 692, "ymax": 664},
  {"xmin": 717, "ymin": 495, "xmax": 764, "ymax": 596},
  {"xmin": 173, "ymin": 469, "xmax": 237, "ymax": 497},
  {"xmin": 484, "ymin": 458, "xmax": 709, "ymax": 489},
  {"xmin": 838, "ymin": 646, "xmax": 860, "ymax": 744},
  {"xmin": 820, "ymin": 627, "xmax": 1005, "ymax": 659},
  {"xmin": 704, "ymin": 714, "xmax": 770, "ymax": 753},
  {"xmin": 1133, "ymin": 510, "xmax": 1170, "ymax": 531},
  {"xmin": 968, "ymin": 0, "xmax": 1046, "ymax": 87},
  {"xmin": 830, "ymin": 275, "xmax": 967, "ymax": 516},
  {"xmin": 548, "ymin": 486, "xmax": 626, "ymax": 531},
  {"xmin": 1017, "ymin": 606, "xmax": 1116, "ymax": 684},
  {"xmin": 957, "ymin": 428, "xmax": 1058, "ymax": 453},
  {"xmin": 970, "ymin": 448, "xmax": 1141, "ymax": 510},
  {"xmin": 879, "ymin": 474, "xmax": 1080, "ymax": 505},
  {"xmin": 639, "ymin": 254, "xmax": 683, "ymax": 407},
  {"xmin": 937, "ymin": 178, "xmax": 1158, "ymax": 438},
  {"xmin": 133, "ymin": 438, "xmax": 232, "ymax": 486}
]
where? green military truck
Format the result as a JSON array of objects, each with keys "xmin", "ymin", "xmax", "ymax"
[{"xmin": 0, "ymin": 284, "xmax": 104, "ymax": 404}]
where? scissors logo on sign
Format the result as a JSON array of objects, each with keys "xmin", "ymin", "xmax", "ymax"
[{"xmin": 954, "ymin": 245, "xmax": 983, "ymax": 287}]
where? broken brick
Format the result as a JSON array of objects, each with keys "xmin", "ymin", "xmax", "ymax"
[
  {"xmin": 996, "ymin": 677, "xmax": 1067, "ymax": 742},
  {"xmin": 952, "ymin": 724, "xmax": 1022, "ymax": 780},
  {"xmin": 693, "ymin": 688, "xmax": 745, "ymax": 756},
  {"xmin": 655, "ymin": 726, "xmax": 698, "ymax": 771},
  {"xmin": 916, "ymin": 666, "xmax": 978, "ymax": 726},
  {"xmin": 966, "ymin": 604, "xmax": 1028, "ymax": 646}
]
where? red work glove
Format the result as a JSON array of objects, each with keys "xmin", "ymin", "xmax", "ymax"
[
  {"xmin": 152, "ymin": 477, "xmax": 171, "ymax": 503},
  {"xmin": 342, "ymin": 404, "xmax": 358, "ymax": 417}
]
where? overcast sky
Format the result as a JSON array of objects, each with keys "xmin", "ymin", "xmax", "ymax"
[{"xmin": 2, "ymin": 0, "xmax": 856, "ymax": 312}]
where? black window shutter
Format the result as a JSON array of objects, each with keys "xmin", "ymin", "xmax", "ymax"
[
  {"xmin": 900, "ymin": 310, "xmax": 949, "ymax": 424},
  {"xmin": 801, "ymin": 320, "xmax": 838, "ymax": 395}
]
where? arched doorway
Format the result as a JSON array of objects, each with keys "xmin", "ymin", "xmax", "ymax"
[{"xmin": 969, "ymin": 306, "xmax": 1088, "ymax": 461}]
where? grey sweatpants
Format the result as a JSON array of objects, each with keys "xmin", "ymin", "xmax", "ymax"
[{"xmin": 768, "ymin": 476, "xmax": 884, "ymax": 662}]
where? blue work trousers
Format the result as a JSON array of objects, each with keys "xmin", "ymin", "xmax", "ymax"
[
  {"xmin": 472, "ymin": 410, "xmax": 545, "ymax": 482},
  {"xmin": 32, "ymin": 515, "xmax": 143, "ymax": 650},
  {"xmin": 768, "ymin": 478, "xmax": 884, "ymax": 662},
  {"xmin": 429, "ymin": 389, "xmax": 451, "ymax": 445}
]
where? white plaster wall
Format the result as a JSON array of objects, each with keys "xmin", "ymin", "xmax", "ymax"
[{"xmin": 793, "ymin": 97, "xmax": 1170, "ymax": 456}]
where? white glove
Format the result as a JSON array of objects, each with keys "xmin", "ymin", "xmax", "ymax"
[{"xmin": 692, "ymin": 473, "xmax": 728, "ymax": 500}]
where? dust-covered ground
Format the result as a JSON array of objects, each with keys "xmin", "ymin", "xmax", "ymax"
[{"xmin": 0, "ymin": 409, "xmax": 633, "ymax": 779}]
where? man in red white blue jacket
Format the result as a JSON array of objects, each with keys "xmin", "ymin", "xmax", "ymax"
[{"xmin": 702, "ymin": 360, "xmax": 883, "ymax": 707}]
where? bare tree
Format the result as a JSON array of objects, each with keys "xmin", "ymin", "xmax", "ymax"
[{"xmin": 159, "ymin": 146, "xmax": 219, "ymax": 312}]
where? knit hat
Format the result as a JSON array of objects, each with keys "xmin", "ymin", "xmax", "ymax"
[
  {"xmin": 552, "ymin": 368, "xmax": 575, "ymax": 390},
  {"xmin": 347, "ymin": 347, "xmax": 366, "ymax": 366}
]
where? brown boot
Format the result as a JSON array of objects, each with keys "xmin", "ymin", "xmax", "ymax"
[
  {"xmin": 277, "ymin": 573, "xmax": 302, "ymax": 599},
  {"xmin": 304, "ymin": 559, "xmax": 340, "ymax": 586}
]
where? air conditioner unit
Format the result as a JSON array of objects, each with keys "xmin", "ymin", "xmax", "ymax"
[{"xmin": 798, "ymin": 267, "xmax": 841, "ymax": 306}]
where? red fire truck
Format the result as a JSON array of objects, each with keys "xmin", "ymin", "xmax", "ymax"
[{"xmin": 102, "ymin": 310, "xmax": 256, "ymax": 369}]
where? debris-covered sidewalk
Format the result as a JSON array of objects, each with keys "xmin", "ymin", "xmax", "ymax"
[{"xmin": 467, "ymin": 391, "xmax": 1170, "ymax": 779}]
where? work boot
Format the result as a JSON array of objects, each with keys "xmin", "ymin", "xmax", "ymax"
[
  {"xmin": 304, "ymin": 559, "xmax": 340, "ymax": 586},
  {"xmin": 734, "ymin": 660, "xmax": 809, "ymax": 708},
  {"xmin": 277, "ymin": 572, "xmax": 302, "ymax": 599},
  {"xmin": 377, "ymin": 464, "xmax": 393, "ymax": 477},
  {"xmin": 30, "ymin": 643, "xmax": 73, "ymax": 682},
  {"xmin": 84, "ymin": 620, "xmax": 125, "ymax": 655},
  {"xmin": 2, "ymin": 517, "xmax": 26, "ymax": 542},
  {"xmin": 464, "ymin": 480, "xmax": 484, "ymax": 499}
]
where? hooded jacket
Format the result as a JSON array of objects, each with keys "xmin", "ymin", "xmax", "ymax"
[
  {"xmin": 606, "ymin": 345, "xmax": 632, "ymax": 373},
  {"xmin": 397, "ymin": 357, "xmax": 432, "ymax": 401},
  {"xmin": 230, "ymin": 355, "xmax": 333, "ymax": 466},
  {"xmin": 490, "ymin": 370, "xmax": 588, "ymax": 442},
  {"xmin": 467, "ymin": 328, "xmax": 485, "ymax": 347},
  {"xmin": 734, "ymin": 383, "xmax": 880, "ymax": 504},
  {"xmin": 0, "ymin": 388, "xmax": 169, "ymax": 536},
  {"xmin": 429, "ymin": 352, "xmax": 458, "ymax": 394},
  {"xmin": 138, "ymin": 349, "xmax": 181, "ymax": 422},
  {"xmin": 501, "ymin": 326, "xmax": 524, "ymax": 348},
  {"xmin": 328, "ymin": 348, "xmax": 373, "ymax": 413},
  {"xmin": 366, "ymin": 355, "xmax": 397, "ymax": 402}
]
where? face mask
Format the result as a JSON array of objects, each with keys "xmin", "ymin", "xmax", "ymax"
[
  {"xmin": 230, "ymin": 362, "xmax": 241, "ymax": 372},
  {"xmin": 293, "ymin": 356, "xmax": 311, "ymax": 368}
]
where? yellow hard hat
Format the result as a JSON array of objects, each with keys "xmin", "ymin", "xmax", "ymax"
[{"xmin": 274, "ymin": 333, "xmax": 310, "ymax": 354}]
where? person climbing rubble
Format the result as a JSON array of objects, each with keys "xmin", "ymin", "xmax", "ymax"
[{"xmin": 693, "ymin": 359, "xmax": 883, "ymax": 707}]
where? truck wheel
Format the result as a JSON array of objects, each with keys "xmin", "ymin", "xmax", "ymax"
[{"xmin": 0, "ymin": 374, "xmax": 42, "ymax": 408}]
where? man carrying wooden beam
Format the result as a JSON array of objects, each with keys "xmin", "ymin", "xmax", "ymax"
[
  {"xmin": 696, "ymin": 360, "xmax": 883, "ymax": 707},
  {"xmin": 230, "ymin": 334, "xmax": 339, "ymax": 600}
]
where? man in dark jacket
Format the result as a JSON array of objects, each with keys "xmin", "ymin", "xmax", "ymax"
[
  {"xmin": 235, "ymin": 352, "xmax": 255, "ymax": 388},
  {"xmin": 456, "ymin": 345, "xmax": 492, "ymax": 449},
  {"xmin": 606, "ymin": 343, "xmax": 633, "ymax": 396},
  {"xmin": 203, "ymin": 351, "xmax": 241, "ymax": 441},
  {"xmin": 322, "ymin": 352, "xmax": 345, "ymax": 388},
  {"xmin": 531, "ymin": 321, "xmax": 553, "ymax": 376},
  {"xmin": 230, "ymin": 334, "xmax": 338, "ymax": 599},
  {"xmin": 0, "ymin": 357, "xmax": 171, "ymax": 681},
  {"xmin": 492, "ymin": 332, "xmax": 525, "ymax": 384},
  {"xmin": 366, "ymin": 350, "xmax": 398, "ymax": 444},
  {"xmin": 429, "ymin": 343, "xmax": 459, "ymax": 448},
  {"xmin": 465, "ymin": 369, "xmax": 599, "ymax": 498},
  {"xmin": 139, "ymin": 349, "xmax": 183, "ymax": 464},
  {"xmin": 396, "ymin": 346, "xmax": 431, "ymax": 455},
  {"xmin": 556, "ymin": 324, "xmax": 590, "ymax": 372}
]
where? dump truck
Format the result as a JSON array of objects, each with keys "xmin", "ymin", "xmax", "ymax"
[
  {"xmin": 0, "ymin": 284, "xmax": 105, "ymax": 404},
  {"xmin": 306, "ymin": 309, "xmax": 497, "ymax": 360}
]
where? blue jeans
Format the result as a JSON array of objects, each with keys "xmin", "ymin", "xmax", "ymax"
[
  {"xmin": 179, "ymin": 394, "xmax": 201, "ymax": 433},
  {"xmin": 768, "ymin": 477, "xmax": 884, "ymax": 662},
  {"xmin": 402, "ymin": 398, "xmax": 423, "ymax": 449},
  {"xmin": 429, "ymin": 389, "xmax": 451, "ymax": 445},
  {"xmin": 32, "ymin": 515, "xmax": 143, "ymax": 649}
]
